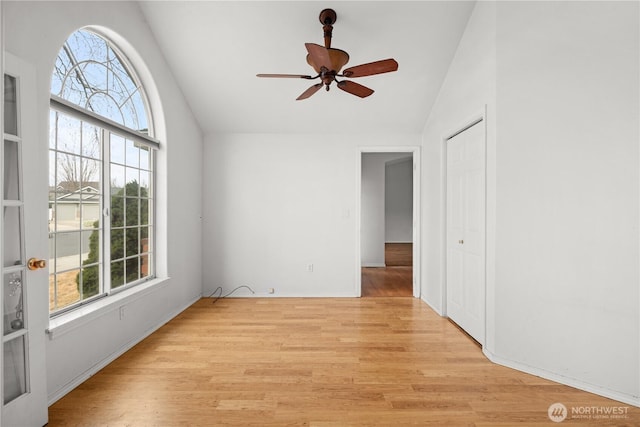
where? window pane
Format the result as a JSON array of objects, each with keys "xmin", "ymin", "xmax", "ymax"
[
  {"xmin": 125, "ymin": 198, "xmax": 139, "ymax": 227},
  {"xmin": 3, "ymin": 336, "xmax": 27, "ymax": 404},
  {"xmin": 49, "ymin": 151, "xmax": 57, "ymax": 197},
  {"xmin": 52, "ymin": 269, "xmax": 81, "ymax": 310},
  {"xmin": 56, "ymin": 152, "xmax": 82, "ymax": 193},
  {"xmin": 111, "ymin": 260, "xmax": 124, "ymax": 288},
  {"xmin": 140, "ymin": 170, "xmax": 150, "ymax": 197},
  {"xmin": 111, "ymin": 196, "xmax": 124, "ymax": 227},
  {"xmin": 81, "ymin": 123, "xmax": 101, "ymax": 159},
  {"xmin": 82, "ymin": 203, "xmax": 100, "ymax": 229},
  {"xmin": 55, "ymin": 203, "xmax": 80, "ymax": 231},
  {"xmin": 126, "ymin": 228, "xmax": 139, "ymax": 257},
  {"xmin": 141, "ymin": 254, "xmax": 150, "ymax": 279},
  {"xmin": 56, "ymin": 114, "xmax": 81, "ymax": 155},
  {"xmin": 111, "ymin": 164, "xmax": 125, "ymax": 195},
  {"xmin": 4, "ymin": 272, "xmax": 24, "ymax": 335},
  {"xmin": 81, "ymin": 158, "xmax": 101, "ymax": 189},
  {"xmin": 111, "ymin": 229, "xmax": 124, "ymax": 260},
  {"xmin": 126, "ymin": 257, "xmax": 139, "ymax": 283},
  {"xmin": 4, "ymin": 74, "xmax": 18, "ymax": 136},
  {"xmin": 110, "ymin": 134, "xmax": 125, "ymax": 165},
  {"xmin": 4, "ymin": 139, "xmax": 20, "ymax": 200},
  {"xmin": 81, "ymin": 230, "xmax": 98, "ymax": 264},
  {"xmin": 141, "ymin": 199, "xmax": 150, "ymax": 226},
  {"xmin": 125, "ymin": 168, "xmax": 139, "ymax": 196},
  {"xmin": 125, "ymin": 139, "xmax": 139, "ymax": 167},
  {"xmin": 80, "ymin": 265, "xmax": 99, "ymax": 299},
  {"xmin": 140, "ymin": 227, "xmax": 150, "ymax": 255},
  {"xmin": 55, "ymin": 232, "xmax": 80, "ymax": 271},
  {"xmin": 140, "ymin": 146, "xmax": 150, "ymax": 170},
  {"xmin": 3, "ymin": 207, "xmax": 22, "ymax": 268}
]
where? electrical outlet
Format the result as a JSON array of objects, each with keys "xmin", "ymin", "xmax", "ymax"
[
  {"xmin": 268, "ymin": 288, "xmax": 274, "ymax": 294},
  {"xmin": 119, "ymin": 306, "xmax": 125, "ymax": 320},
  {"xmin": 307, "ymin": 263, "xmax": 314, "ymax": 272}
]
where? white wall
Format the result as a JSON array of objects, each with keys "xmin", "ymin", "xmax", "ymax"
[
  {"xmin": 493, "ymin": 0, "xmax": 639, "ymax": 402},
  {"xmin": 385, "ymin": 157, "xmax": 413, "ymax": 243},
  {"xmin": 361, "ymin": 154, "xmax": 388, "ymax": 267},
  {"xmin": 421, "ymin": 0, "xmax": 497, "ymax": 315},
  {"xmin": 203, "ymin": 134, "xmax": 419, "ymax": 297},
  {"xmin": 3, "ymin": 0, "xmax": 203, "ymax": 404},
  {"xmin": 422, "ymin": 0, "xmax": 639, "ymax": 406}
]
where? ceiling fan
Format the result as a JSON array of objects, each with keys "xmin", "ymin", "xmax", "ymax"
[{"xmin": 257, "ymin": 8, "xmax": 398, "ymax": 100}]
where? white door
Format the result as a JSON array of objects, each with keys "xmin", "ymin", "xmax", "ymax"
[
  {"xmin": 2, "ymin": 53, "xmax": 49, "ymax": 426},
  {"xmin": 446, "ymin": 120, "xmax": 485, "ymax": 344}
]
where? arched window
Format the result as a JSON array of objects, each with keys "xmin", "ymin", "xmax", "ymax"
[{"xmin": 49, "ymin": 29, "xmax": 159, "ymax": 314}]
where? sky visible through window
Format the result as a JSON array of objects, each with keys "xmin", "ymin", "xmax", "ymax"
[{"xmin": 51, "ymin": 29, "xmax": 148, "ymax": 133}]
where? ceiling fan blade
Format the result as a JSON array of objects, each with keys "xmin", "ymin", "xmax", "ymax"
[
  {"xmin": 337, "ymin": 80, "xmax": 374, "ymax": 98},
  {"xmin": 343, "ymin": 59, "xmax": 398, "ymax": 78},
  {"xmin": 305, "ymin": 43, "xmax": 332, "ymax": 71},
  {"xmin": 296, "ymin": 83, "xmax": 323, "ymax": 100},
  {"xmin": 257, "ymin": 74, "xmax": 314, "ymax": 79}
]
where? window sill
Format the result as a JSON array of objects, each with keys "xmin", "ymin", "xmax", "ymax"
[{"xmin": 46, "ymin": 277, "xmax": 171, "ymax": 340}]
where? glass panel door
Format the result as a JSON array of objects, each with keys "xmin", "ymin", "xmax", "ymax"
[
  {"xmin": 2, "ymin": 73, "xmax": 29, "ymax": 406},
  {"xmin": 2, "ymin": 52, "xmax": 48, "ymax": 427}
]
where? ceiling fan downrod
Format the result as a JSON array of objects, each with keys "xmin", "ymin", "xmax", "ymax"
[{"xmin": 319, "ymin": 8, "xmax": 337, "ymax": 49}]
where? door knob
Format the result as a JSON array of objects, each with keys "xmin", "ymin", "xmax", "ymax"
[{"xmin": 27, "ymin": 258, "xmax": 46, "ymax": 270}]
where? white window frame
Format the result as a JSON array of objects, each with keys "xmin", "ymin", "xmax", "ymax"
[{"xmin": 48, "ymin": 29, "xmax": 159, "ymax": 316}]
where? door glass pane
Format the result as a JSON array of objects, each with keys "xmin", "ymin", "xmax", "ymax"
[
  {"xmin": 3, "ymin": 336, "xmax": 27, "ymax": 404},
  {"xmin": 3, "ymin": 206, "xmax": 23, "ymax": 267},
  {"xmin": 4, "ymin": 74, "xmax": 18, "ymax": 136},
  {"xmin": 3, "ymin": 271, "xmax": 25, "ymax": 335},
  {"xmin": 3, "ymin": 272, "xmax": 24, "ymax": 335},
  {"xmin": 4, "ymin": 139, "xmax": 20, "ymax": 200}
]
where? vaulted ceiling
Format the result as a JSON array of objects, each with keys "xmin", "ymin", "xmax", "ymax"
[{"xmin": 138, "ymin": 1, "xmax": 476, "ymax": 135}]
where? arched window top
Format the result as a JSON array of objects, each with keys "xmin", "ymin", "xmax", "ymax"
[{"xmin": 51, "ymin": 29, "xmax": 150, "ymax": 134}]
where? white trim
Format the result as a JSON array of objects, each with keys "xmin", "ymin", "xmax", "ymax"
[
  {"xmin": 361, "ymin": 263, "xmax": 386, "ymax": 268},
  {"xmin": 47, "ymin": 277, "xmax": 170, "ymax": 340},
  {"xmin": 356, "ymin": 146, "xmax": 421, "ymax": 299},
  {"xmin": 50, "ymin": 95, "xmax": 160, "ymax": 149},
  {"xmin": 483, "ymin": 348, "xmax": 640, "ymax": 408},
  {"xmin": 47, "ymin": 292, "xmax": 201, "ymax": 406}
]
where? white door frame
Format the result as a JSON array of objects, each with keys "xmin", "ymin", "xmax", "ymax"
[
  {"xmin": 355, "ymin": 146, "xmax": 421, "ymax": 298},
  {"xmin": 440, "ymin": 108, "xmax": 487, "ymax": 323}
]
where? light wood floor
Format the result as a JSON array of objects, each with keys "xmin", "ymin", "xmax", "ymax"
[
  {"xmin": 362, "ymin": 243, "xmax": 413, "ymax": 297},
  {"xmin": 48, "ymin": 298, "xmax": 640, "ymax": 426}
]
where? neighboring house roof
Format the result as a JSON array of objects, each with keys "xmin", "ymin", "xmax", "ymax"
[{"xmin": 53, "ymin": 185, "xmax": 101, "ymax": 204}]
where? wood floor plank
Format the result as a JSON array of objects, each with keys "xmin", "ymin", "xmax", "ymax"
[{"xmin": 48, "ymin": 298, "xmax": 640, "ymax": 426}]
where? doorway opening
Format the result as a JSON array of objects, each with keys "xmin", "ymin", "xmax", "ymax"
[{"xmin": 356, "ymin": 148, "xmax": 421, "ymax": 298}]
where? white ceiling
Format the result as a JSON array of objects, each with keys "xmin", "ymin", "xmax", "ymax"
[{"xmin": 138, "ymin": 1, "xmax": 476, "ymax": 135}]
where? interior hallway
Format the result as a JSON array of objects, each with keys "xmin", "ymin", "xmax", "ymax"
[{"xmin": 362, "ymin": 243, "xmax": 413, "ymax": 297}]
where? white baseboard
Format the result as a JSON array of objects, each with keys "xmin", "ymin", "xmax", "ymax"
[
  {"xmin": 483, "ymin": 348, "xmax": 640, "ymax": 408},
  {"xmin": 420, "ymin": 294, "xmax": 444, "ymax": 316},
  {"xmin": 47, "ymin": 293, "xmax": 201, "ymax": 406},
  {"xmin": 361, "ymin": 263, "xmax": 386, "ymax": 268}
]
